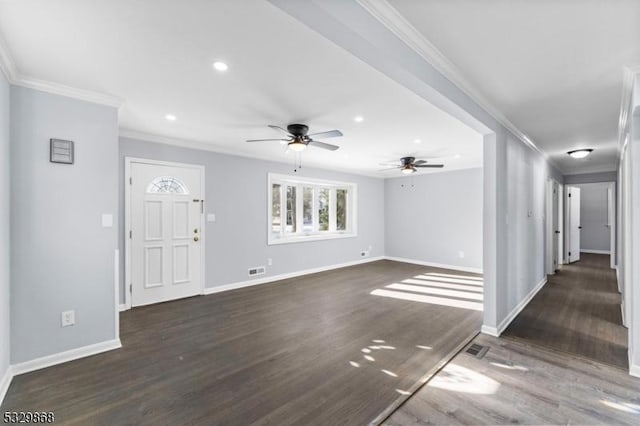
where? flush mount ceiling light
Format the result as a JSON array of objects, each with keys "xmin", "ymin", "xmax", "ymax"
[
  {"xmin": 354, "ymin": 116, "xmax": 364, "ymax": 123},
  {"xmin": 567, "ymin": 149, "xmax": 593, "ymax": 159},
  {"xmin": 212, "ymin": 61, "xmax": 228, "ymax": 72},
  {"xmin": 413, "ymin": 139, "xmax": 422, "ymax": 144},
  {"xmin": 165, "ymin": 114, "xmax": 176, "ymax": 121}
]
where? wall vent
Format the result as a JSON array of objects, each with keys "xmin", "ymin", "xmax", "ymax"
[
  {"xmin": 248, "ymin": 266, "xmax": 266, "ymax": 277},
  {"xmin": 465, "ymin": 343, "xmax": 489, "ymax": 359}
]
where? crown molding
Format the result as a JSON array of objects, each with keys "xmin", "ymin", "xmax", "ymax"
[
  {"xmin": 0, "ymin": 31, "xmax": 122, "ymax": 108},
  {"xmin": 14, "ymin": 77, "xmax": 123, "ymax": 108},
  {"xmin": 618, "ymin": 66, "xmax": 640, "ymax": 157},
  {"xmin": 356, "ymin": 0, "xmax": 560, "ymax": 171}
]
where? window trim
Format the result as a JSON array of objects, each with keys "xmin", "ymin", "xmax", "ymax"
[{"xmin": 267, "ymin": 173, "xmax": 358, "ymax": 245}]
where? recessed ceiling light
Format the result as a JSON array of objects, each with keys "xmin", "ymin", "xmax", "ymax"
[
  {"xmin": 567, "ymin": 149, "xmax": 593, "ymax": 159},
  {"xmin": 454, "ymin": 154, "xmax": 462, "ymax": 159},
  {"xmin": 165, "ymin": 114, "xmax": 176, "ymax": 121},
  {"xmin": 354, "ymin": 116, "xmax": 364, "ymax": 123},
  {"xmin": 212, "ymin": 61, "xmax": 228, "ymax": 72},
  {"xmin": 413, "ymin": 139, "xmax": 421, "ymax": 144}
]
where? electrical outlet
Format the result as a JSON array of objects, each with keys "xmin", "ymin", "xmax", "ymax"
[
  {"xmin": 267, "ymin": 258, "xmax": 273, "ymax": 266},
  {"xmin": 61, "ymin": 310, "xmax": 75, "ymax": 327},
  {"xmin": 459, "ymin": 251, "xmax": 465, "ymax": 259}
]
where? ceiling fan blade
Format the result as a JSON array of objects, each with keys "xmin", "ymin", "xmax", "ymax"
[
  {"xmin": 379, "ymin": 162, "xmax": 401, "ymax": 166},
  {"xmin": 246, "ymin": 138, "xmax": 289, "ymax": 142},
  {"xmin": 378, "ymin": 167, "xmax": 401, "ymax": 171},
  {"xmin": 415, "ymin": 164, "xmax": 445, "ymax": 168},
  {"xmin": 413, "ymin": 160, "xmax": 427, "ymax": 165},
  {"xmin": 307, "ymin": 129, "xmax": 343, "ymax": 139},
  {"xmin": 268, "ymin": 125, "xmax": 294, "ymax": 137},
  {"xmin": 308, "ymin": 140, "xmax": 340, "ymax": 151}
]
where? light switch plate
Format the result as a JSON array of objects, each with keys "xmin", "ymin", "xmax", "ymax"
[
  {"xmin": 61, "ymin": 310, "xmax": 75, "ymax": 327},
  {"xmin": 101, "ymin": 214, "xmax": 113, "ymax": 228},
  {"xmin": 207, "ymin": 213, "xmax": 216, "ymax": 222}
]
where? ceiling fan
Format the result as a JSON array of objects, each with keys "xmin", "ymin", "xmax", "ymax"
[
  {"xmin": 246, "ymin": 124, "xmax": 342, "ymax": 152},
  {"xmin": 380, "ymin": 156, "xmax": 444, "ymax": 174}
]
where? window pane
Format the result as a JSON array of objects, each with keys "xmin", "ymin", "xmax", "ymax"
[
  {"xmin": 272, "ymin": 184, "xmax": 281, "ymax": 234},
  {"xmin": 303, "ymin": 187, "xmax": 314, "ymax": 233},
  {"xmin": 318, "ymin": 188, "xmax": 330, "ymax": 231},
  {"xmin": 286, "ymin": 185, "xmax": 297, "ymax": 233},
  {"xmin": 337, "ymin": 189, "xmax": 347, "ymax": 231},
  {"xmin": 147, "ymin": 176, "xmax": 188, "ymax": 194}
]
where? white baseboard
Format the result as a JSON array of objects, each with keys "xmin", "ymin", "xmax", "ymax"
[
  {"xmin": 630, "ymin": 363, "xmax": 640, "ymax": 378},
  {"xmin": 580, "ymin": 249, "xmax": 611, "ymax": 255},
  {"xmin": 481, "ymin": 276, "xmax": 548, "ymax": 337},
  {"xmin": 384, "ymin": 256, "xmax": 483, "ymax": 274},
  {"xmin": 203, "ymin": 256, "xmax": 385, "ymax": 295},
  {"xmin": 0, "ymin": 365, "xmax": 13, "ymax": 406},
  {"xmin": 118, "ymin": 304, "xmax": 127, "ymax": 312},
  {"xmin": 480, "ymin": 325, "xmax": 500, "ymax": 337},
  {"xmin": 12, "ymin": 339, "xmax": 122, "ymax": 376}
]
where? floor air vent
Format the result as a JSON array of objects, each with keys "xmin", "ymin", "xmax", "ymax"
[{"xmin": 465, "ymin": 343, "xmax": 489, "ymax": 359}]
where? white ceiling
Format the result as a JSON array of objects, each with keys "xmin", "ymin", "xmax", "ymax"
[
  {"xmin": 0, "ymin": 0, "xmax": 483, "ymax": 176},
  {"xmin": 388, "ymin": 0, "xmax": 640, "ymax": 175}
]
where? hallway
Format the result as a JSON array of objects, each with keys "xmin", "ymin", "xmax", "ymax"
[{"xmin": 504, "ymin": 253, "xmax": 627, "ymax": 369}]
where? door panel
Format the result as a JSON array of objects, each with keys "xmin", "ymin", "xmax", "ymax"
[
  {"xmin": 131, "ymin": 162, "xmax": 203, "ymax": 307},
  {"xmin": 568, "ymin": 186, "xmax": 581, "ymax": 263},
  {"xmin": 552, "ymin": 183, "xmax": 559, "ymax": 270}
]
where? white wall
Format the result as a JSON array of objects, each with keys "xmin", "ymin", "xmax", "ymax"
[
  {"xmin": 10, "ymin": 87, "xmax": 119, "ymax": 363},
  {"xmin": 0, "ymin": 67, "xmax": 11, "ymax": 395},
  {"xmin": 119, "ymin": 137, "xmax": 385, "ymax": 301},
  {"xmin": 573, "ymin": 183, "xmax": 612, "ymax": 253},
  {"xmin": 384, "ymin": 168, "xmax": 482, "ymax": 271}
]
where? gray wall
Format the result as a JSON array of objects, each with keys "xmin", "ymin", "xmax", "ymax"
[
  {"xmin": 565, "ymin": 171, "xmax": 617, "ymax": 185},
  {"xmin": 0, "ymin": 71, "xmax": 10, "ymax": 382},
  {"xmin": 10, "ymin": 87, "xmax": 119, "ymax": 363},
  {"xmin": 574, "ymin": 183, "xmax": 612, "ymax": 253},
  {"xmin": 119, "ymin": 137, "xmax": 385, "ymax": 302},
  {"xmin": 384, "ymin": 168, "xmax": 482, "ymax": 270}
]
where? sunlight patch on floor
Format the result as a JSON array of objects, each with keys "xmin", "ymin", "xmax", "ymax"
[
  {"xmin": 428, "ymin": 363, "xmax": 500, "ymax": 394},
  {"xmin": 371, "ymin": 289, "xmax": 483, "ymax": 311}
]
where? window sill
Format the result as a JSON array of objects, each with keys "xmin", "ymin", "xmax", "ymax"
[{"xmin": 268, "ymin": 232, "xmax": 357, "ymax": 245}]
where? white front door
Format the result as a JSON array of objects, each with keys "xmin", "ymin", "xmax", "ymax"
[
  {"xmin": 567, "ymin": 186, "xmax": 581, "ymax": 263},
  {"xmin": 130, "ymin": 162, "xmax": 203, "ymax": 307}
]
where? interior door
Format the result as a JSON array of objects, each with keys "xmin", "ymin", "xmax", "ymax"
[
  {"xmin": 567, "ymin": 186, "xmax": 581, "ymax": 263},
  {"xmin": 552, "ymin": 182, "xmax": 559, "ymax": 271},
  {"xmin": 131, "ymin": 162, "xmax": 203, "ymax": 307}
]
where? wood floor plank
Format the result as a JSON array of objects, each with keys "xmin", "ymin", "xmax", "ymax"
[
  {"xmin": 1, "ymin": 260, "xmax": 482, "ymax": 425},
  {"xmin": 503, "ymin": 253, "xmax": 627, "ymax": 369},
  {"xmin": 386, "ymin": 334, "xmax": 640, "ymax": 426}
]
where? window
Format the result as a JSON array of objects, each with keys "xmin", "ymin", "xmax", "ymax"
[
  {"xmin": 268, "ymin": 173, "xmax": 357, "ymax": 245},
  {"xmin": 147, "ymin": 176, "xmax": 188, "ymax": 194}
]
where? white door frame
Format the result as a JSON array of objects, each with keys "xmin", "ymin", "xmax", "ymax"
[
  {"xmin": 606, "ymin": 181, "xmax": 617, "ymax": 269},
  {"xmin": 124, "ymin": 157, "xmax": 206, "ymax": 310}
]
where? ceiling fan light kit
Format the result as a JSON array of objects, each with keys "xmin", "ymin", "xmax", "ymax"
[{"xmin": 246, "ymin": 123, "xmax": 342, "ymax": 152}]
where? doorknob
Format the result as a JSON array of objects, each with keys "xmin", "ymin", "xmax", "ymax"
[
  {"xmin": 194, "ymin": 236, "xmax": 199, "ymax": 242},
  {"xmin": 555, "ymin": 230, "xmax": 561, "ymax": 234}
]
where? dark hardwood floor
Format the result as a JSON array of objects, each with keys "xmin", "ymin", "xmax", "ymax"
[
  {"xmin": 386, "ymin": 334, "xmax": 640, "ymax": 425},
  {"xmin": 504, "ymin": 253, "xmax": 628, "ymax": 369},
  {"xmin": 2, "ymin": 260, "xmax": 483, "ymax": 425}
]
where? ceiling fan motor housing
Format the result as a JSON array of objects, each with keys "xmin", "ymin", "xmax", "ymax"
[
  {"xmin": 400, "ymin": 156, "xmax": 415, "ymax": 166},
  {"xmin": 287, "ymin": 124, "xmax": 309, "ymax": 137}
]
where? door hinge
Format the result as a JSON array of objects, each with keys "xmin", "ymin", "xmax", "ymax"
[
  {"xmin": 129, "ymin": 177, "xmax": 132, "ymax": 185},
  {"xmin": 130, "ymin": 284, "xmax": 132, "ymax": 293},
  {"xmin": 568, "ymin": 193, "xmax": 571, "ymax": 197},
  {"xmin": 569, "ymin": 251, "xmax": 571, "ymax": 257},
  {"xmin": 129, "ymin": 230, "xmax": 132, "ymax": 239}
]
